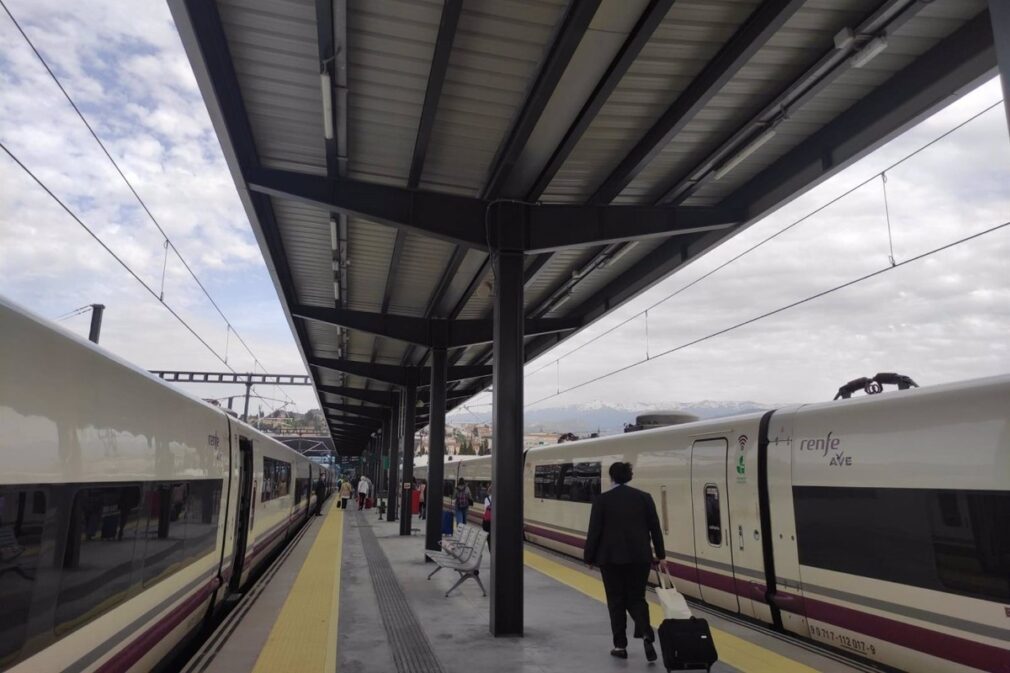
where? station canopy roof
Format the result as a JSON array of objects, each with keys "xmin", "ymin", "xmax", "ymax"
[{"xmin": 171, "ymin": 0, "xmax": 996, "ymax": 455}]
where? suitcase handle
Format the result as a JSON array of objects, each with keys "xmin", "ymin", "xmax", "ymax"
[{"xmin": 654, "ymin": 563, "xmax": 675, "ymax": 590}]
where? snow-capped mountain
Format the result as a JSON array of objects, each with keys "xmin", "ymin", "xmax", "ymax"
[{"xmin": 449, "ymin": 400, "xmax": 774, "ymax": 434}]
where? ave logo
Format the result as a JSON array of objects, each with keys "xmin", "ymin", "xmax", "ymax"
[{"xmin": 799, "ymin": 431, "xmax": 852, "ymax": 467}]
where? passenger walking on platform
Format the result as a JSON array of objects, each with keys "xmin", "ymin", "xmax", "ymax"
[
  {"xmin": 339, "ymin": 479, "xmax": 353, "ymax": 510},
  {"xmin": 418, "ymin": 479, "xmax": 427, "ymax": 519},
  {"xmin": 453, "ymin": 478, "xmax": 472, "ymax": 526},
  {"xmin": 482, "ymin": 484, "xmax": 492, "ymax": 552},
  {"xmin": 357, "ymin": 475, "xmax": 370, "ymax": 509},
  {"xmin": 584, "ymin": 462, "xmax": 665, "ymax": 662},
  {"xmin": 314, "ymin": 476, "xmax": 326, "ymax": 516}
]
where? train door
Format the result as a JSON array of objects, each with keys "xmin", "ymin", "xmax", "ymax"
[
  {"xmin": 690, "ymin": 438, "xmax": 740, "ymax": 613},
  {"xmin": 725, "ymin": 425, "xmax": 765, "ymax": 621},
  {"xmin": 306, "ymin": 463, "xmax": 314, "ymax": 523},
  {"xmin": 764, "ymin": 410, "xmax": 809, "ymax": 637},
  {"xmin": 229, "ymin": 437, "xmax": 254, "ymax": 591}
]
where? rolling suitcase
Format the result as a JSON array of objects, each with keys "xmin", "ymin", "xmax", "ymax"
[{"xmin": 657, "ymin": 617, "xmax": 718, "ymax": 672}]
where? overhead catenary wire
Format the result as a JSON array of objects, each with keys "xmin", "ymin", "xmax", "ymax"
[
  {"xmin": 525, "ymin": 219, "xmax": 1010, "ymax": 408},
  {"xmin": 523, "ymin": 98, "xmax": 1005, "ymax": 380},
  {"xmin": 1, "ymin": 141, "xmax": 236, "ymax": 370},
  {"xmin": 1, "ymin": 0, "xmax": 299, "ymax": 409},
  {"xmin": 56, "ymin": 304, "xmax": 94, "ymax": 321},
  {"xmin": 3, "ymin": 142, "xmax": 295, "ymax": 416}
]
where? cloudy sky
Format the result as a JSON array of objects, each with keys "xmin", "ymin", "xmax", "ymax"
[{"xmin": 2, "ymin": 1, "xmax": 1008, "ymax": 421}]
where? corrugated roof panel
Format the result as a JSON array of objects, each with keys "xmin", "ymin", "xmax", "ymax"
[
  {"xmin": 436, "ymin": 249, "xmax": 488, "ymax": 317},
  {"xmin": 346, "ymin": 218, "xmax": 398, "ymax": 312},
  {"xmin": 683, "ymin": 0, "xmax": 987, "ymax": 205},
  {"xmin": 552, "ymin": 239, "xmax": 665, "ymax": 314},
  {"xmin": 346, "ymin": 0, "xmax": 442, "ymax": 184},
  {"xmin": 388, "ymin": 234, "xmax": 457, "ymax": 316},
  {"xmin": 271, "ymin": 199, "xmax": 333, "ymax": 306},
  {"xmin": 540, "ymin": 0, "xmax": 761, "ymax": 204},
  {"xmin": 616, "ymin": 0, "xmax": 870, "ymax": 205},
  {"xmin": 524, "ymin": 248, "xmax": 597, "ymax": 309},
  {"xmin": 418, "ymin": 0, "xmax": 569, "ymax": 195},
  {"xmin": 305, "ymin": 320, "xmax": 342, "ymax": 358},
  {"xmin": 219, "ymin": 0, "xmax": 327, "ymax": 173}
]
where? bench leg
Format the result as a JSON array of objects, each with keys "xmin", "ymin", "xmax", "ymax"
[
  {"xmin": 472, "ymin": 571, "xmax": 487, "ymax": 597},
  {"xmin": 427, "ymin": 565, "xmax": 443, "ymax": 580},
  {"xmin": 445, "ymin": 571, "xmax": 470, "ymax": 597}
]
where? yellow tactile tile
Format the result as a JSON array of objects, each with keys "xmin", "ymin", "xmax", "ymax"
[
  {"xmin": 252, "ymin": 504, "xmax": 344, "ymax": 673},
  {"xmin": 524, "ymin": 549, "xmax": 818, "ymax": 673}
]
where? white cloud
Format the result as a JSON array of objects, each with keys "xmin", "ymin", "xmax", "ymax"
[
  {"xmin": 0, "ymin": 0, "xmax": 315, "ymax": 412},
  {"xmin": 1, "ymin": 2, "xmax": 1007, "ymax": 422}
]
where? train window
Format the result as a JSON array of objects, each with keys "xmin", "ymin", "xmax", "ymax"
[
  {"xmin": 534, "ymin": 463, "xmax": 600, "ymax": 503},
  {"xmin": 704, "ymin": 484, "xmax": 722, "ymax": 546},
  {"xmin": 182, "ymin": 481, "xmax": 221, "ymax": 565},
  {"xmin": 262, "ymin": 457, "xmax": 291, "ymax": 502},
  {"xmin": 295, "ymin": 477, "xmax": 308, "ymax": 505},
  {"xmin": 534, "ymin": 465, "xmax": 559, "ymax": 499},
  {"xmin": 794, "ymin": 487, "xmax": 1010, "ymax": 602},
  {"xmin": 57, "ymin": 485, "xmax": 143, "ymax": 634},
  {"xmin": 572, "ymin": 462, "xmax": 601, "ymax": 503},
  {"xmin": 141, "ymin": 483, "xmax": 188, "ymax": 587},
  {"xmin": 0, "ymin": 488, "xmax": 47, "ymax": 664}
]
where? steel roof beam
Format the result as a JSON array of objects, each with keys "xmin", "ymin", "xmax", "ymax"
[
  {"xmin": 323, "ymin": 402, "xmax": 386, "ymax": 420},
  {"xmin": 510, "ymin": 203, "xmax": 742, "ymax": 253},
  {"xmin": 527, "ymin": 0, "xmax": 676, "ymax": 200},
  {"xmin": 246, "ymin": 168, "xmax": 488, "ymax": 248},
  {"xmin": 248, "ymin": 168, "xmax": 740, "ymax": 252},
  {"xmin": 317, "ymin": 385, "xmax": 393, "ymax": 405},
  {"xmin": 440, "ymin": 0, "xmax": 675, "ymax": 337},
  {"xmin": 590, "ymin": 0, "xmax": 805, "ymax": 204},
  {"xmin": 293, "ymin": 304, "xmax": 582, "ymax": 347},
  {"xmin": 409, "ymin": 0, "xmax": 462, "ymax": 188},
  {"xmin": 327, "ymin": 417, "xmax": 381, "ymax": 431},
  {"xmin": 481, "ymin": 0, "xmax": 603, "ymax": 198},
  {"xmin": 310, "ymin": 357, "xmax": 491, "ymax": 386},
  {"xmin": 656, "ymin": 0, "xmax": 927, "ymax": 205},
  {"xmin": 521, "ymin": 10, "xmax": 996, "ymax": 360},
  {"xmin": 728, "ymin": 9, "xmax": 995, "ymax": 220}
]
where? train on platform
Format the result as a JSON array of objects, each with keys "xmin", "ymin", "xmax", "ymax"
[
  {"xmin": 0, "ymin": 297, "xmax": 333, "ymax": 672},
  {"xmin": 418, "ymin": 377, "xmax": 1010, "ymax": 673}
]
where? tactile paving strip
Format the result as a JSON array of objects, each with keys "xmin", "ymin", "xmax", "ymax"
[{"xmin": 357, "ymin": 512, "xmax": 445, "ymax": 673}]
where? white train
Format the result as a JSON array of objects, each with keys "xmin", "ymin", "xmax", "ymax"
[
  {"xmin": 0, "ymin": 298, "xmax": 332, "ymax": 672},
  {"xmin": 419, "ymin": 377, "xmax": 1010, "ymax": 673}
]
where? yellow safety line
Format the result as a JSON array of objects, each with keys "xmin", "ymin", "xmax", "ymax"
[
  {"xmin": 252, "ymin": 502, "xmax": 344, "ymax": 673},
  {"xmin": 524, "ymin": 549, "xmax": 819, "ymax": 673}
]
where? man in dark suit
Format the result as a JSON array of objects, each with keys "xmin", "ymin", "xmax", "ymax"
[{"xmin": 584, "ymin": 461, "xmax": 665, "ymax": 661}]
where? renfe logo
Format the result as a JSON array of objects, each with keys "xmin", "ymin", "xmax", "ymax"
[
  {"xmin": 800, "ymin": 432, "xmax": 852, "ymax": 466},
  {"xmin": 800, "ymin": 432, "xmax": 839, "ymax": 456}
]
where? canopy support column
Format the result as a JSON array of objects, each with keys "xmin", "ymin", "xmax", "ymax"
[
  {"xmin": 490, "ymin": 205, "xmax": 525, "ymax": 636},
  {"xmin": 425, "ymin": 348, "xmax": 447, "ymax": 558},
  {"xmin": 386, "ymin": 394, "xmax": 400, "ymax": 521},
  {"xmin": 399, "ymin": 379, "xmax": 417, "ymax": 535}
]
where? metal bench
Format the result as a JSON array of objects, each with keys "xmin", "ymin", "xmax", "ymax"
[
  {"xmin": 426, "ymin": 526, "xmax": 488, "ymax": 597},
  {"xmin": 437, "ymin": 523, "xmax": 478, "ymax": 561}
]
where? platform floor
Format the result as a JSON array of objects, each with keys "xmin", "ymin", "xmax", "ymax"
[{"xmin": 184, "ymin": 500, "xmax": 868, "ymax": 673}]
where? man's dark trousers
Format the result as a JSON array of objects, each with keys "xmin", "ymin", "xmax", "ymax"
[{"xmin": 600, "ymin": 563, "xmax": 653, "ymax": 648}]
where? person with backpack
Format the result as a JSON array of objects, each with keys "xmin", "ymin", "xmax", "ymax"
[
  {"xmin": 453, "ymin": 478, "xmax": 472, "ymax": 526},
  {"xmin": 482, "ymin": 483, "xmax": 492, "ymax": 552}
]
